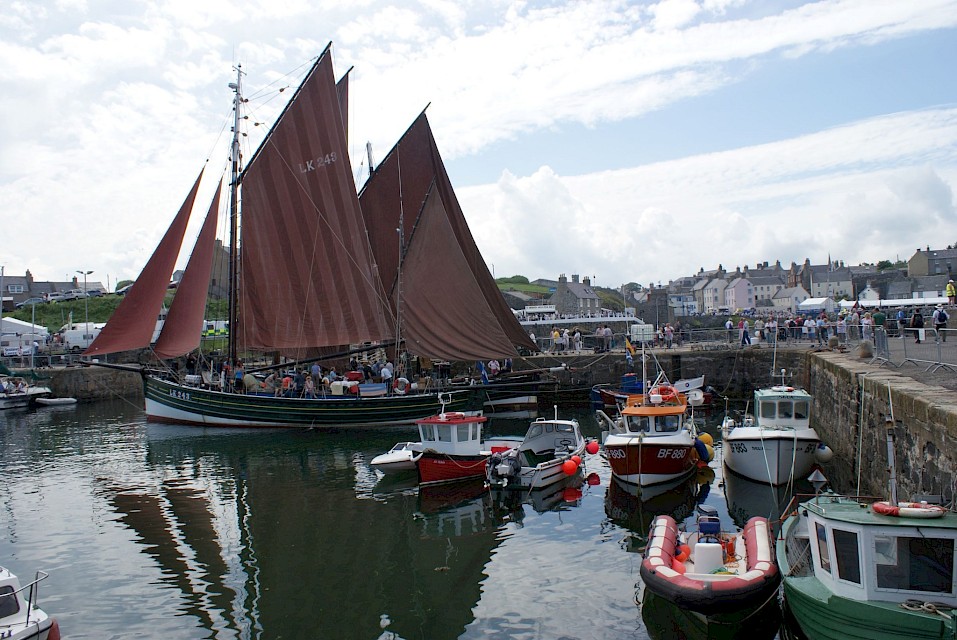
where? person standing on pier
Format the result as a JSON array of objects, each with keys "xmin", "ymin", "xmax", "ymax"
[{"xmin": 947, "ymin": 279, "xmax": 956, "ymax": 306}]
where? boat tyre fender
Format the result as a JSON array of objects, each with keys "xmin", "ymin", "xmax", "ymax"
[
  {"xmin": 394, "ymin": 377, "xmax": 409, "ymax": 395},
  {"xmin": 872, "ymin": 501, "xmax": 947, "ymax": 518}
]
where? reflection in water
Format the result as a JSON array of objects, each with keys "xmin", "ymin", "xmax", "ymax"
[
  {"xmin": 605, "ymin": 467, "xmax": 714, "ymax": 553},
  {"xmin": 641, "ymin": 589, "xmax": 781, "ymax": 640},
  {"xmin": 0, "ymin": 403, "xmax": 812, "ymax": 639},
  {"xmin": 722, "ymin": 464, "xmax": 813, "ymax": 533}
]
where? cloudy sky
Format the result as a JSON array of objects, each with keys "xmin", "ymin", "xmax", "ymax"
[{"xmin": 2, "ymin": 0, "xmax": 956, "ymax": 292}]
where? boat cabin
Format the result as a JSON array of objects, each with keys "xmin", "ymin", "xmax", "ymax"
[
  {"xmin": 516, "ymin": 419, "xmax": 582, "ymax": 463},
  {"xmin": 416, "ymin": 413, "xmax": 487, "ymax": 457},
  {"xmin": 754, "ymin": 387, "xmax": 811, "ymax": 429},
  {"xmin": 618, "ymin": 397, "xmax": 688, "ymax": 436},
  {"xmin": 800, "ymin": 498, "xmax": 957, "ymax": 607}
]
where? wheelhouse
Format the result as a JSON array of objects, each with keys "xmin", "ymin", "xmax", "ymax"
[{"xmin": 803, "ymin": 499, "xmax": 957, "ymax": 607}]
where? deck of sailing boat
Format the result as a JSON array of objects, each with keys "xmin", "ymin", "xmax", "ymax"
[{"xmin": 83, "ymin": 44, "xmax": 536, "ymax": 428}]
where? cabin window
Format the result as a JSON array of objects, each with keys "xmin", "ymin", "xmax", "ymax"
[
  {"xmin": 778, "ymin": 402, "xmax": 793, "ymax": 419},
  {"xmin": 556, "ymin": 424, "xmax": 573, "ymax": 433},
  {"xmin": 627, "ymin": 416, "xmax": 651, "ymax": 433},
  {"xmin": 420, "ymin": 425, "xmax": 435, "ymax": 442},
  {"xmin": 816, "ymin": 522, "xmax": 831, "ymax": 572},
  {"xmin": 760, "ymin": 401, "xmax": 776, "ymax": 419},
  {"xmin": 528, "ymin": 424, "xmax": 543, "ymax": 438},
  {"xmin": 545, "ymin": 423, "xmax": 554, "ymax": 433},
  {"xmin": 0, "ymin": 586, "xmax": 18, "ymax": 617},
  {"xmin": 876, "ymin": 536, "xmax": 955, "ymax": 594},
  {"xmin": 657, "ymin": 415, "xmax": 680, "ymax": 433},
  {"xmin": 794, "ymin": 400, "xmax": 809, "ymax": 420},
  {"xmin": 436, "ymin": 424, "xmax": 452, "ymax": 443},
  {"xmin": 833, "ymin": 529, "xmax": 862, "ymax": 585},
  {"xmin": 456, "ymin": 424, "xmax": 471, "ymax": 442}
]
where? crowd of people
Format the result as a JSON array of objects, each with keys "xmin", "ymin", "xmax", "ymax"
[{"xmin": 212, "ymin": 356, "xmax": 406, "ymax": 397}]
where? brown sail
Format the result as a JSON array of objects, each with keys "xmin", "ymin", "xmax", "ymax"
[
  {"xmin": 85, "ymin": 169, "xmax": 204, "ymax": 356},
  {"xmin": 237, "ymin": 50, "xmax": 394, "ymax": 353},
  {"xmin": 358, "ymin": 112, "xmax": 537, "ymax": 358},
  {"xmin": 399, "ymin": 184, "xmax": 517, "ymax": 359},
  {"xmin": 153, "ymin": 181, "xmax": 222, "ymax": 359}
]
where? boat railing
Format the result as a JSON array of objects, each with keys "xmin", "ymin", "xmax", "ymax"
[{"xmin": 0, "ymin": 570, "xmax": 50, "ymax": 626}]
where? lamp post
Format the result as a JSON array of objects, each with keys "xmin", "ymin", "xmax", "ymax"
[{"xmin": 77, "ymin": 270, "xmax": 93, "ymax": 330}]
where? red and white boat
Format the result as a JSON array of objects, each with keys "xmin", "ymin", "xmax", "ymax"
[
  {"xmin": 639, "ymin": 505, "xmax": 780, "ymax": 615},
  {"xmin": 371, "ymin": 396, "xmax": 522, "ymax": 485},
  {"xmin": 598, "ymin": 384, "xmax": 712, "ymax": 488}
]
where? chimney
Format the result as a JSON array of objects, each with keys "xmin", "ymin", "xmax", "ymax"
[
  {"xmin": 25, "ymin": 270, "xmax": 33, "ymax": 286},
  {"xmin": 582, "ymin": 276, "xmax": 591, "ymax": 286},
  {"xmin": 572, "ymin": 274, "xmax": 580, "ymax": 283}
]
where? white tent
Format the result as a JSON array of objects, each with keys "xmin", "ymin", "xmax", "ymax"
[
  {"xmin": 798, "ymin": 297, "xmax": 837, "ymax": 314},
  {"xmin": 1, "ymin": 316, "xmax": 49, "ymax": 337}
]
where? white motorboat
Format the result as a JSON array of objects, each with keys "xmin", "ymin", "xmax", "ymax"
[
  {"xmin": 722, "ymin": 380, "xmax": 832, "ymax": 486},
  {"xmin": 487, "ymin": 412, "xmax": 590, "ymax": 490},
  {"xmin": 0, "ymin": 564, "xmax": 60, "ymax": 640},
  {"xmin": 0, "ymin": 377, "xmax": 51, "ymax": 410},
  {"xmin": 370, "ymin": 442, "xmax": 419, "ymax": 474}
]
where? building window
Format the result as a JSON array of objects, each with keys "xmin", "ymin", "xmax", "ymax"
[{"xmin": 6, "ymin": 284, "xmax": 24, "ymax": 294}]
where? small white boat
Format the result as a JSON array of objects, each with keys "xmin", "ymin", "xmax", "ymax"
[
  {"xmin": 370, "ymin": 442, "xmax": 418, "ymax": 474},
  {"xmin": 0, "ymin": 564, "xmax": 61, "ymax": 640},
  {"xmin": 722, "ymin": 377, "xmax": 832, "ymax": 485},
  {"xmin": 0, "ymin": 376, "xmax": 52, "ymax": 410},
  {"xmin": 487, "ymin": 411, "xmax": 590, "ymax": 490},
  {"xmin": 35, "ymin": 397, "xmax": 78, "ymax": 406}
]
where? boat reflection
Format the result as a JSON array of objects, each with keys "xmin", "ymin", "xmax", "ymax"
[
  {"xmin": 722, "ymin": 463, "xmax": 813, "ymax": 533},
  {"xmin": 605, "ymin": 466, "xmax": 715, "ymax": 552},
  {"xmin": 96, "ymin": 428, "xmax": 509, "ymax": 640},
  {"xmin": 640, "ymin": 588, "xmax": 781, "ymax": 640},
  {"xmin": 489, "ymin": 472, "xmax": 585, "ymax": 526}
]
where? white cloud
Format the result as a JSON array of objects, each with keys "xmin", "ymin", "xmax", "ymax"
[{"xmin": 1, "ymin": 0, "xmax": 956, "ymax": 290}]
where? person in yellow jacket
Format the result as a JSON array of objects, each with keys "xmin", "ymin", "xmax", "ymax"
[{"xmin": 947, "ymin": 279, "xmax": 956, "ymax": 306}]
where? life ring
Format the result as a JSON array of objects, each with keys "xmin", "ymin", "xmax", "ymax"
[
  {"xmin": 648, "ymin": 386, "xmax": 678, "ymax": 402},
  {"xmin": 393, "ymin": 377, "xmax": 409, "ymax": 395},
  {"xmin": 872, "ymin": 501, "xmax": 947, "ymax": 518},
  {"xmin": 771, "ymin": 385, "xmax": 795, "ymax": 392},
  {"xmin": 441, "ymin": 411, "xmax": 465, "ymax": 420}
]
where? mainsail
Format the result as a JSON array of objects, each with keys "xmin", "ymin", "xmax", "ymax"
[
  {"xmin": 358, "ymin": 113, "xmax": 537, "ymax": 359},
  {"xmin": 237, "ymin": 50, "xmax": 394, "ymax": 353}
]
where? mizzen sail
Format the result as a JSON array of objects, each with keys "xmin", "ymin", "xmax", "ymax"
[
  {"xmin": 85, "ymin": 169, "xmax": 204, "ymax": 357},
  {"xmin": 358, "ymin": 113, "xmax": 537, "ymax": 358}
]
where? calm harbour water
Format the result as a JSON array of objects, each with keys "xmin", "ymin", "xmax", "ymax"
[{"xmin": 0, "ymin": 399, "xmax": 807, "ymax": 639}]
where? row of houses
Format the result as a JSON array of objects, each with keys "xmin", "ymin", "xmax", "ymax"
[{"xmin": 504, "ymin": 246, "xmax": 957, "ymax": 322}]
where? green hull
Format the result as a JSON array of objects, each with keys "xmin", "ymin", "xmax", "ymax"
[
  {"xmin": 144, "ymin": 375, "xmax": 474, "ymax": 428},
  {"xmin": 782, "ymin": 576, "xmax": 953, "ymax": 640}
]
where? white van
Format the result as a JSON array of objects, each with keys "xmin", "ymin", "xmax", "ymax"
[{"xmin": 60, "ymin": 327, "xmax": 101, "ymax": 352}]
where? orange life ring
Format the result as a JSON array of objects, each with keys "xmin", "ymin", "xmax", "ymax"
[
  {"xmin": 649, "ymin": 386, "xmax": 678, "ymax": 402},
  {"xmin": 441, "ymin": 411, "xmax": 466, "ymax": 420},
  {"xmin": 872, "ymin": 501, "xmax": 947, "ymax": 518},
  {"xmin": 393, "ymin": 377, "xmax": 409, "ymax": 395}
]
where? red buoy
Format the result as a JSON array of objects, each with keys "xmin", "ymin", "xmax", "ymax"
[
  {"xmin": 586, "ymin": 441, "xmax": 600, "ymax": 455},
  {"xmin": 562, "ymin": 460, "xmax": 578, "ymax": 475},
  {"xmin": 571, "ymin": 455, "xmax": 582, "ymax": 466}
]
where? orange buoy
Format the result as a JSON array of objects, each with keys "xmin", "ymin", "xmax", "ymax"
[
  {"xmin": 561, "ymin": 460, "xmax": 578, "ymax": 475},
  {"xmin": 586, "ymin": 441, "xmax": 600, "ymax": 455}
]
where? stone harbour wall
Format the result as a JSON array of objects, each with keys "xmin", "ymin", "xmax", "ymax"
[
  {"xmin": 807, "ymin": 352, "xmax": 957, "ymax": 501},
  {"xmin": 47, "ymin": 366, "xmax": 143, "ymax": 402}
]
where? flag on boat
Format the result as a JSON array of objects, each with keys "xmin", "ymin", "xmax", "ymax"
[{"xmin": 625, "ymin": 338, "xmax": 636, "ymax": 356}]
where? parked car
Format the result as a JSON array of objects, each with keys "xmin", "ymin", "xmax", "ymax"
[
  {"xmin": 61, "ymin": 289, "xmax": 89, "ymax": 301},
  {"xmin": 45, "ymin": 291, "xmax": 65, "ymax": 302},
  {"xmin": 15, "ymin": 297, "xmax": 46, "ymax": 309},
  {"xmin": 87, "ymin": 289, "xmax": 105, "ymax": 297},
  {"xmin": 115, "ymin": 284, "xmax": 134, "ymax": 296}
]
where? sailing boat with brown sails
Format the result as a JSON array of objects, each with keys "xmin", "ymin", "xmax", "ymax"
[{"xmin": 85, "ymin": 44, "xmax": 536, "ymax": 428}]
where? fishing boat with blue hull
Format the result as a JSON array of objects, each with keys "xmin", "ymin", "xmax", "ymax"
[
  {"xmin": 85, "ymin": 45, "xmax": 535, "ymax": 428},
  {"xmin": 777, "ymin": 415, "xmax": 957, "ymax": 640}
]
